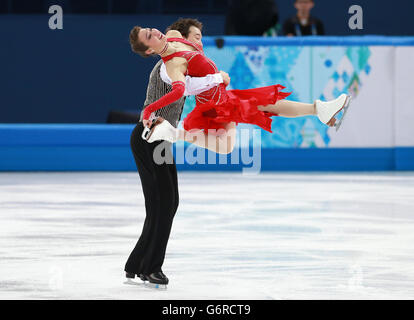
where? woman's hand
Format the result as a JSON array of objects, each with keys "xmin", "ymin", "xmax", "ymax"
[{"xmin": 220, "ymin": 71, "xmax": 231, "ymax": 86}]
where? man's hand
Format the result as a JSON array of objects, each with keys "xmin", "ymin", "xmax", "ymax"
[
  {"xmin": 143, "ymin": 116, "xmax": 163, "ymax": 128},
  {"xmin": 143, "ymin": 119, "xmax": 152, "ymax": 128},
  {"xmin": 220, "ymin": 71, "xmax": 231, "ymax": 86}
]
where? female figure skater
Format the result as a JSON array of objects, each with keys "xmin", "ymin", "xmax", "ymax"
[{"xmin": 129, "ymin": 27, "xmax": 350, "ymax": 154}]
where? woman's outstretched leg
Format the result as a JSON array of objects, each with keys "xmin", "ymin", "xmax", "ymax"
[
  {"xmin": 258, "ymin": 94, "xmax": 350, "ymax": 127},
  {"xmin": 258, "ymin": 100, "xmax": 315, "ymax": 118}
]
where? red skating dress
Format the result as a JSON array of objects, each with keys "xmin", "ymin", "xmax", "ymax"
[{"xmin": 161, "ymin": 38, "xmax": 291, "ymax": 133}]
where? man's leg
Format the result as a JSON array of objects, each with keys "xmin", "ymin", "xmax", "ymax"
[
  {"xmin": 170, "ymin": 162, "xmax": 179, "ymax": 218},
  {"xmin": 147, "ymin": 155, "xmax": 180, "ymax": 272},
  {"xmin": 125, "ymin": 123, "xmax": 178, "ymax": 275}
]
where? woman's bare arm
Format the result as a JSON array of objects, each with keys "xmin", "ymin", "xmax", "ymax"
[
  {"xmin": 157, "ymin": 55, "xmax": 237, "ymax": 154},
  {"xmin": 165, "ymin": 30, "xmax": 183, "ymax": 39},
  {"xmin": 165, "ymin": 58, "xmax": 187, "ymax": 83}
]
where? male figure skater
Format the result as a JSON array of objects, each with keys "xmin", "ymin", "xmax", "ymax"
[{"xmin": 124, "ymin": 18, "xmax": 230, "ymax": 287}]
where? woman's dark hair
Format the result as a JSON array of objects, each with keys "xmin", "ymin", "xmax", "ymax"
[
  {"xmin": 165, "ymin": 18, "xmax": 203, "ymax": 38},
  {"xmin": 129, "ymin": 26, "xmax": 151, "ymax": 57}
]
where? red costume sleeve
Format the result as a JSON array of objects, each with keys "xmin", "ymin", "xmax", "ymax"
[{"xmin": 142, "ymin": 81, "xmax": 185, "ymax": 120}]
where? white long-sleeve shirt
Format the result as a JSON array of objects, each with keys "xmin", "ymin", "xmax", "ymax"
[{"xmin": 159, "ymin": 62, "xmax": 223, "ymax": 96}]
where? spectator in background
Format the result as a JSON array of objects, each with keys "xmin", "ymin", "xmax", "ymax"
[
  {"xmin": 263, "ymin": 19, "xmax": 282, "ymax": 37},
  {"xmin": 225, "ymin": 0, "xmax": 279, "ymax": 35},
  {"xmin": 283, "ymin": 0, "xmax": 324, "ymax": 36}
]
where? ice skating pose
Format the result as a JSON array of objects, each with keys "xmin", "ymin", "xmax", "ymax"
[
  {"xmin": 124, "ymin": 19, "xmax": 229, "ymax": 288},
  {"xmin": 129, "ymin": 27, "xmax": 350, "ymax": 154}
]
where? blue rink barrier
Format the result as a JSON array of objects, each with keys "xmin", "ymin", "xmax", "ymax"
[{"xmin": 0, "ymin": 124, "xmax": 412, "ymax": 171}]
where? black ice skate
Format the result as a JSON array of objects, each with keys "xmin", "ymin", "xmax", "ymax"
[
  {"xmin": 124, "ymin": 272, "xmax": 145, "ymax": 287},
  {"xmin": 125, "ymin": 271, "xmax": 168, "ymax": 289},
  {"xmin": 125, "ymin": 272, "xmax": 146, "ymax": 281},
  {"xmin": 141, "ymin": 271, "xmax": 169, "ymax": 289}
]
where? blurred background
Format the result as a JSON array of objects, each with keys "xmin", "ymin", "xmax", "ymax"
[{"xmin": 0, "ymin": 0, "xmax": 412, "ymax": 123}]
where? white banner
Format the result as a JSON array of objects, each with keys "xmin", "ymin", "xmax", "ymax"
[
  {"xmin": 395, "ymin": 47, "xmax": 414, "ymax": 147},
  {"xmin": 329, "ymin": 47, "xmax": 395, "ymax": 147}
]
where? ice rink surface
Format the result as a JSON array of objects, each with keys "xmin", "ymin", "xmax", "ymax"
[{"xmin": 1, "ymin": 171, "xmax": 414, "ymax": 300}]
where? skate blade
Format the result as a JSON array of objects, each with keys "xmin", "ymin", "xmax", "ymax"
[
  {"xmin": 141, "ymin": 123, "xmax": 156, "ymax": 141},
  {"xmin": 123, "ymin": 278, "xmax": 145, "ymax": 286},
  {"xmin": 144, "ymin": 282, "xmax": 168, "ymax": 290},
  {"xmin": 141, "ymin": 126, "xmax": 152, "ymax": 141},
  {"xmin": 334, "ymin": 95, "xmax": 352, "ymax": 132}
]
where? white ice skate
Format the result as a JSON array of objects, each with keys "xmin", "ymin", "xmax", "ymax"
[
  {"xmin": 141, "ymin": 117, "xmax": 178, "ymax": 143},
  {"xmin": 315, "ymin": 93, "xmax": 352, "ymax": 131}
]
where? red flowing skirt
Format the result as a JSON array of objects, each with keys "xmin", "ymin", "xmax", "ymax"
[{"xmin": 183, "ymin": 84, "xmax": 291, "ymax": 133}]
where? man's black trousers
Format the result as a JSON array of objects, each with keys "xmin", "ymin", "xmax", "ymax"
[{"xmin": 125, "ymin": 122, "xmax": 179, "ymax": 275}]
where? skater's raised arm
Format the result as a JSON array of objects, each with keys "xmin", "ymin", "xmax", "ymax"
[
  {"xmin": 159, "ymin": 63, "xmax": 228, "ymax": 96},
  {"xmin": 130, "ymin": 26, "xmax": 193, "ymax": 126},
  {"xmin": 141, "ymin": 59, "xmax": 187, "ymax": 123}
]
